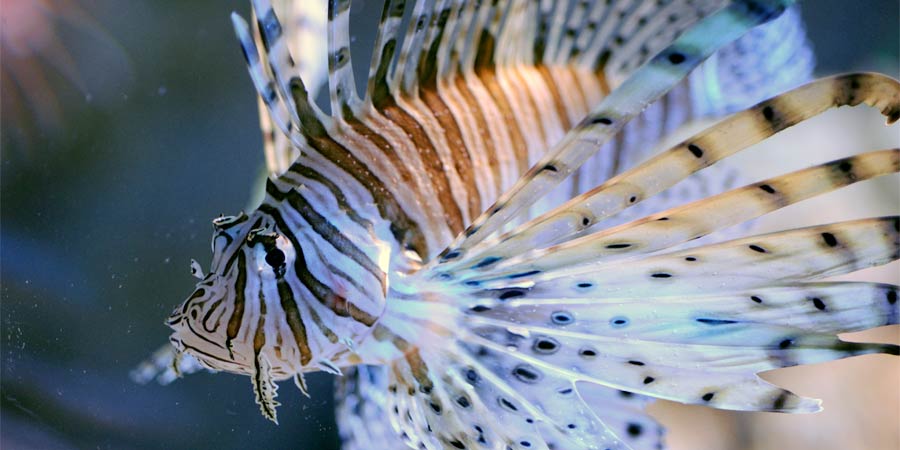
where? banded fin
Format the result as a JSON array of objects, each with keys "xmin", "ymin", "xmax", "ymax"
[
  {"xmin": 433, "ymin": 73, "xmax": 900, "ymax": 277},
  {"xmin": 231, "ymin": 0, "xmax": 818, "ymax": 262},
  {"xmin": 434, "ymin": 0, "xmax": 801, "ymax": 264},
  {"xmin": 231, "ymin": 7, "xmax": 330, "ymax": 163},
  {"xmin": 325, "ymin": 0, "xmax": 360, "ymax": 117},
  {"xmin": 467, "ymin": 217, "xmax": 900, "ymax": 292},
  {"xmin": 252, "ymin": 353, "xmax": 281, "ymax": 424},
  {"xmin": 252, "ymin": 0, "xmax": 329, "ymax": 176},
  {"xmin": 458, "ymin": 149, "xmax": 899, "ymax": 283},
  {"xmin": 294, "ymin": 372, "xmax": 310, "ymax": 398}
]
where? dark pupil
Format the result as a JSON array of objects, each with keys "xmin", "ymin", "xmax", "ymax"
[{"xmin": 265, "ymin": 248, "xmax": 285, "ymax": 269}]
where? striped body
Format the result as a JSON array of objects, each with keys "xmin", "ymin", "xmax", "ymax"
[{"xmin": 153, "ymin": 0, "xmax": 900, "ymax": 448}]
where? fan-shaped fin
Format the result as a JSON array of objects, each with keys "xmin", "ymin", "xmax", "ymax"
[
  {"xmin": 466, "ymin": 217, "xmax": 899, "ymax": 292},
  {"xmin": 433, "ymin": 73, "xmax": 900, "ymax": 277},
  {"xmin": 456, "ymin": 149, "xmax": 899, "ymax": 282},
  {"xmin": 377, "ymin": 216, "xmax": 897, "ymax": 446},
  {"xmin": 434, "ymin": 0, "xmax": 800, "ymax": 265},
  {"xmin": 376, "ymin": 278, "xmax": 897, "ymax": 448}
]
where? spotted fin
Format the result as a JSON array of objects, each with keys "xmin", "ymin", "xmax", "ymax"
[
  {"xmin": 457, "ymin": 149, "xmax": 899, "ymax": 283},
  {"xmin": 374, "ymin": 318, "xmax": 640, "ymax": 449},
  {"xmin": 466, "ymin": 217, "xmax": 900, "ymax": 293},
  {"xmin": 577, "ymin": 383, "xmax": 663, "ymax": 450},
  {"xmin": 389, "ymin": 57, "xmax": 899, "ymax": 450},
  {"xmin": 382, "ymin": 217, "xmax": 898, "ymax": 448},
  {"xmin": 336, "ymin": 366, "xmax": 412, "ymax": 450},
  {"xmin": 434, "ymin": 73, "xmax": 900, "ymax": 277}
]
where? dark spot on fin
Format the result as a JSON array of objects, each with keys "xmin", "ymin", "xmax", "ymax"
[
  {"xmin": 773, "ymin": 392, "xmax": 789, "ymax": 410},
  {"xmin": 811, "ymin": 297, "xmax": 827, "ymax": 311},
  {"xmin": 696, "ymin": 318, "xmax": 738, "ymax": 326},
  {"xmin": 473, "ymin": 256, "xmax": 501, "ymax": 269},
  {"xmin": 440, "ymin": 250, "xmax": 461, "ymax": 262},
  {"xmin": 509, "ymin": 270, "xmax": 540, "ymax": 279},
  {"xmin": 512, "ymin": 364, "xmax": 542, "ymax": 384},
  {"xmin": 499, "ymin": 289, "xmax": 526, "ymax": 300},
  {"xmin": 626, "ymin": 422, "xmax": 644, "ymax": 437},
  {"xmin": 687, "ymin": 144, "xmax": 703, "ymax": 158},
  {"xmin": 667, "ymin": 52, "xmax": 686, "ymax": 64},
  {"xmin": 540, "ymin": 163, "xmax": 559, "ymax": 173}
]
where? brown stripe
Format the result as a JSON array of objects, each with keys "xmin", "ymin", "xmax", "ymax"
[
  {"xmin": 454, "ymin": 74, "xmax": 502, "ymax": 195},
  {"xmin": 507, "ymin": 67, "xmax": 547, "ymax": 147},
  {"xmin": 375, "ymin": 96, "xmax": 466, "ymax": 235},
  {"xmin": 287, "ymin": 163, "xmax": 373, "ymax": 230},
  {"xmin": 307, "ymin": 301, "xmax": 340, "ymax": 344},
  {"xmin": 288, "ymin": 77, "xmax": 424, "ymax": 254},
  {"xmin": 267, "ymin": 180, "xmax": 387, "ymax": 292},
  {"xmin": 253, "ymin": 281, "xmax": 267, "ymax": 353},
  {"xmin": 259, "ymin": 204, "xmax": 379, "ymax": 326},
  {"xmin": 225, "ymin": 251, "xmax": 248, "ymax": 356},
  {"xmin": 536, "ymin": 65, "xmax": 572, "ymax": 131},
  {"xmin": 277, "ymin": 278, "xmax": 312, "ymax": 365},
  {"xmin": 474, "ymin": 67, "xmax": 529, "ymax": 174},
  {"xmin": 368, "ymin": 25, "xmax": 465, "ymax": 236},
  {"xmin": 337, "ymin": 110, "xmax": 428, "ymax": 255},
  {"xmin": 417, "ymin": 7, "xmax": 479, "ymax": 222},
  {"xmin": 472, "ymin": 29, "xmax": 529, "ymax": 175},
  {"xmin": 376, "ymin": 325, "xmax": 434, "ymax": 393},
  {"xmin": 404, "ymin": 348, "xmax": 433, "ymax": 393},
  {"xmin": 419, "ymin": 87, "xmax": 482, "ymax": 220}
]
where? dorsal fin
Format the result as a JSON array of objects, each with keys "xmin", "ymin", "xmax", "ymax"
[
  {"xmin": 232, "ymin": 0, "xmax": 818, "ymax": 260},
  {"xmin": 327, "ymin": 0, "xmax": 361, "ymax": 118}
]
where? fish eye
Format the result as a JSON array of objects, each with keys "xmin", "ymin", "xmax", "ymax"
[{"xmin": 265, "ymin": 247, "xmax": 285, "ymax": 269}]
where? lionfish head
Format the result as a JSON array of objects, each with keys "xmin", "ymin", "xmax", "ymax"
[{"xmin": 167, "ymin": 207, "xmax": 390, "ymax": 379}]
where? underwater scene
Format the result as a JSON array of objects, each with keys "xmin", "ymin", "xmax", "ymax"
[{"xmin": 2, "ymin": 1, "xmax": 899, "ymax": 449}]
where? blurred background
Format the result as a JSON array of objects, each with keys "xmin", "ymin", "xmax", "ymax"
[{"xmin": 1, "ymin": 1, "xmax": 898, "ymax": 449}]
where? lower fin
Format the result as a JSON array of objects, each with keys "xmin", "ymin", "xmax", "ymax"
[
  {"xmin": 336, "ymin": 365, "xmax": 414, "ymax": 450},
  {"xmin": 379, "ymin": 215, "xmax": 898, "ymax": 448},
  {"xmin": 130, "ymin": 343, "xmax": 207, "ymax": 385},
  {"xmin": 252, "ymin": 353, "xmax": 281, "ymax": 424}
]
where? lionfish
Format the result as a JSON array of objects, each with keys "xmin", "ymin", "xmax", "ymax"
[{"xmin": 136, "ymin": 0, "xmax": 900, "ymax": 448}]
